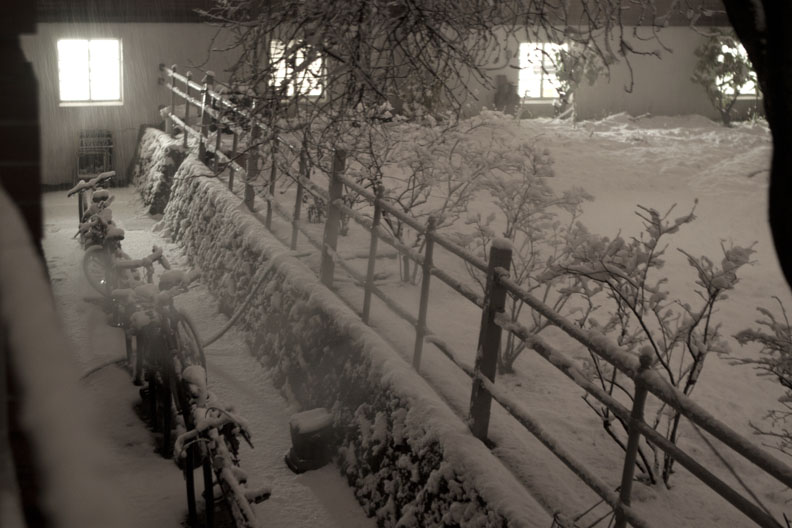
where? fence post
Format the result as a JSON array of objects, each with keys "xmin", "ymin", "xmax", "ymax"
[
  {"xmin": 291, "ymin": 144, "xmax": 308, "ymax": 250},
  {"xmin": 469, "ymin": 239, "xmax": 512, "ymax": 441},
  {"xmin": 413, "ymin": 216, "xmax": 437, "ymax": 371},
  {"xmin": 166, "ymin": 64, "xmax": 176, "ymax": 135},
  {"xmin": 320, "ymin": 149, "xmax": 346, "ymax": 288},
  {"xmin": 198, "ymin": 72, "xmax": 215, "ymax": 160},
  {"xmin": 229, "ymin": 131, "xmax": 238, "ymax": 191},
  {"xmin": 245, "ymin": 119, "xmax": 260, "ymax": 211},
  {"xmin": 266, "ymin": 139, "xmax": 277, "ymax": 229},
  {"xmin": 183, "ymin": 71, "xmax": 192, "ymax": 150},
  {"xmin": 214, "ymin": 122, "xmax": 222, "ymax": 173},
  {"xmin": 362, "ymin": 185, "xmax": 383, "ymax": 323},
  {"xmin": 613, "ymin": 348, "xmax": 652, "ymax": 528}
]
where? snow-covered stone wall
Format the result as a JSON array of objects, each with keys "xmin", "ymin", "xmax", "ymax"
[
  {"xmin": 163, "ymin": 154, "xmax": 549, "ymax": 527},
  {"xmin": 131, "ymin": 128, "xmax": 185, "ymax": 215}
]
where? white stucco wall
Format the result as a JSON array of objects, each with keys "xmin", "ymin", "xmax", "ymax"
[
  {"xmin": 21, "ymin": 23, "xmax": 236, "ymax": 186},
  {"xmin": 465, "ymin": 26, "xmax": 761, "ymax": 121}
]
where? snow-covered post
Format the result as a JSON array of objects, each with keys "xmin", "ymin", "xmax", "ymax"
[
  {"xmin": 613, "ymin": 348, "xmax": 652, "ymax": 528},
  {"xmin": 244, "ymin": 110, "xmax": 260, "ymax": 211},
  {"xmin": 183, "ymin": 71, "xmax": 192, "ymax": 150},
  {"xmin": 229, "ymin": 131, "xmax": 238, "ymax": 191},
  {"xmin": 290, "ymin": 142, "xmax": 308, "ymax": 250},
  {"xmin": 469, "ymin": 238, "xmax": 512, "ymax": 441},
  {"xmin": 413, "ymin": 215, "xmax": 437, "ymax": 370},
  {"xmin": 198, "ymin": 71, "xmax": 215, "ymax": 160},
  {"xmin": 362, "ymin": 185, "xmax": 384, "ymax": 323},
  {"xmin": 214, "ymin": 123, "xmax": 222, "ymax": 173},
  {"xmin": 166, "ymin": 64, "xmax": 177, "ymax": 135},
  {"xmin": 320, "ymin": 149, "xmax": 346, "ymax": 287}
]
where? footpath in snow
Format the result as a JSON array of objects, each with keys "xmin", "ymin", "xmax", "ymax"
[{"xmin": 43, "ymin": 187, "xmax": 374, "ymax": 528}]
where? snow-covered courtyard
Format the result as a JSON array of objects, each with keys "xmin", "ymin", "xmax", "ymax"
[{"xmin": 38, "ymin": 111, "xmax": 790, "ymax": 527}]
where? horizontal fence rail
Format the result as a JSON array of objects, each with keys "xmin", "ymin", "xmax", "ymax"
[{"xmin": 159, "ymin": 63, "xmax": 791, "ymax": 528}]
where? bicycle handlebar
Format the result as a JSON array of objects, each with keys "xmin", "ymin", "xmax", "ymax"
[
  {"xmin": 114, "ymin": 245, "xmax": 169, "ymax": 272},
  {"xmin": 67, "ymin": 171, "xmax": 115, "ymax": 197}
]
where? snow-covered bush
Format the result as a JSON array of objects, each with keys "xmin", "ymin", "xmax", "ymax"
[
  {"xmin": 734, "ymin": 299, "xmax": 792, "ymax": 457},
  {"xmin": 556, "ymin": 203, "xmax": 754, "ymax": 486},
  {"xmin": 456, "ymin": 136, "xmax": 593, "ymax": 373},
  {"xmin": 692, "ymin": 33, "xmax": 759, "ymax": 126},
  {"xmin": 552, "ymin": 43, "xmax": 608, "ymax": 120}
]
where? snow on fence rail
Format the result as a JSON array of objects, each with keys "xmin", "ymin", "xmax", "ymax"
[{"xmin": 160, "ymin": 63, "xmax": 792, "ymax": 528}]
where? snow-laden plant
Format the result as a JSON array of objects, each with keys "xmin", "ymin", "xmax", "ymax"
[
  {"xmin": 456, "ymin": 139, "xmax": 593, "ymax": 372},
  {"xmin": 556, "ymin": 203, "xmax": 755, "ymax": 486},
  {"xmin": 692, "ymin": 32, "xmax": 759, "ymax": 126},
  {"xmin": 734, "ymin": 299, "xmax": 792, "ymax": 457},
  {"xmin": 552, "ymin": 43, "xmax": 608, "ymax": 121},
  {"xmin": 340, "ymin": 111, "xmax": 530, "ymax": 282}
]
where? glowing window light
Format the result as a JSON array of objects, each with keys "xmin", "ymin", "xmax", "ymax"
[
  {"xmin": 518, "ymin": 42, "xmax": 567, "ymax": 99},
  {"xmin": 716, "ymin": 43, "xmax": 757, "ymax": 96},
  {"xmin": 269, "ymin": 40, "xmax": 324, "ymax": 97},
  {"xmin": 58, "ymin": 39, "xmax": 122, "ymax": 103}
]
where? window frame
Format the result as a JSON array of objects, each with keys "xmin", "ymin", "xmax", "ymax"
[
  {"xmin": 518, "ymin": 42, "xmax": 566, "ymax": 101},
  {"xmin": 57, "ymin": 38, "xmax": 124, "ymax": 107}
]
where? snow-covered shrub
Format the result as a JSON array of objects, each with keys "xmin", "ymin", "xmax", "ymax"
[
  {"xmin": 692, "ymin": 33, "xmax": 759, "ymax": 126},
  {"xmin": 556, "ymin": 203, "xmax": 754, "ymax": 486},
  {"xmin": 131, "ymin": 128, "xmax": 186, "ymax": 214},
  {"xmin": 734, "ymin": 299, "xmax": 792, "ymax": 457},
  {"xmin": 333, "ymin": 108, "xmax": 504, "ymax": 282},
  {"xmin": 456, "ymin": 137, "xmax": 593, "ymax": 373}
]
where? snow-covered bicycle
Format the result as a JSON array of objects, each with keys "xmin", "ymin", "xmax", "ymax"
[
  {"xmin": 175, "ymin": 367, "xmax": 270, "ymax": 528},
  {"xmin": 67, "ymin": 170, "xmax": 115, "ymax": 247}
]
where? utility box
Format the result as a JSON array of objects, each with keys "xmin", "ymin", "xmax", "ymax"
[
  {"xmin": 285, "ymin": 408, "xmax": 334, "ymax": 474},
  {"xmin": 77, "ymin": 129, "xmax": 114, "ymax": 183}
]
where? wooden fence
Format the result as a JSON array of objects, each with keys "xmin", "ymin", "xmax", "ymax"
[{"xmin": 159, "ymin": 63, "xmax": 792, "ymax": 528}]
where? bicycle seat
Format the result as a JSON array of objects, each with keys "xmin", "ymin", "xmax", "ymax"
[
  {"xmin": 111, "ymin": 288, "xmax": 136, "ymax": 305},
  {"xmin": 134, "ymin": 283, "xmax": 158, "ymax": 303},
  {"xmin": 158, "ymin": 269, "xmax": 187, "ymax": 291},
  {"xmin": 92, "ymin": 189, "xmax": 111, "ymax": 202},
  {"xmin": 129, "ymin": 311, "xmax": 152, "ymax": 331},
  {"xmin": 106, "ymin": 226, "xmax": 125, "ymax": 241}
]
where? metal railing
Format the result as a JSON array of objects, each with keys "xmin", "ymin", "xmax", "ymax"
[{"xmin": 159, "ymin": 63, "xmax": 792, "ymax": 528}]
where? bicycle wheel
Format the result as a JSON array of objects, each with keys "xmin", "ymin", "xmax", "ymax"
[
  {"xmin": 82, "ymin": 245, "xmax": 109, "ymax": 295},
  {"xmin": 173, "ymin": 312, "xmax": 207, "ymax": 371}
]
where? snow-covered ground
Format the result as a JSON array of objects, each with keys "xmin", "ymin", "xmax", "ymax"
[
  {"xmin": 250, "ymin": 112, "xmax": 788, "ymax": 526},
  {"xmin": 42, "ymin": 189, "xmax": 375, "ymax": 527}
]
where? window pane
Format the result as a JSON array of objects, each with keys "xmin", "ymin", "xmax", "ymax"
[
  {"xmin": 519, "ymin": 42, "xmax": 566, "ymax": 99},
  {"xmin": 58, "ymin": 39, "xmax": 90, "ymax": 101},
  {"xmin": 270, "ymin": 40, "xmax": 291, "ymax": 93},
  {"xmin": 518, "ymin": 43, "xmax": 543, "ymax": 98},
  {"xmin": 89, "ymin": 40, "xmax": 121, "ymax": 100}
]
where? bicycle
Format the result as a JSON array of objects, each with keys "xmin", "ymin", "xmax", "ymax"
[
  {"xmin": 123, "ymin": 269, "xmax": 206, "ymax": 459},
  {"xmin": 175, "ymin": 368, "xmax": 270, "ymax": 528},
  {"xmin": 67, "ymin": 170, "xmax": 115, "ymax": 225}
]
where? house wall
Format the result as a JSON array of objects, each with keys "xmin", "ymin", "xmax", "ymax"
[
  {"xmin": 471, "ymin": 26, "xmax": 762, "ymax": 121},
  {"xmin": 20, "ymin": 23, "xmax": 235, "ymax": 186}
]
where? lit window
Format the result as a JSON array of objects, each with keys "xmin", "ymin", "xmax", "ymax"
[
  {"xmin": 519, "ymin": 42, "xmax": 566, "ymax": 99},
  {"xmin": 717, "ymin": 43, "xmax": 757, "ymax": 96},
  {"xmin": 57, "ymin": 39, "xmax": 122, "ymax": 104},
  {"xmin": 270, "ymin": 40, "xmax": 324, "ymax": 97}
]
